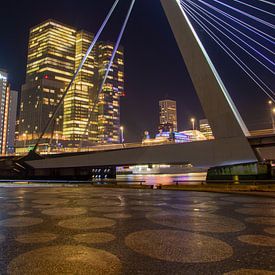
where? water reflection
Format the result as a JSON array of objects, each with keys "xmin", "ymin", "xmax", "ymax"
[{"xmin": 117, "ymin": 172, "xmax": 207, "ymax": 186}]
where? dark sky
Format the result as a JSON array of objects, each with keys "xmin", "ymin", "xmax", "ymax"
[{"xmin": 0, "ymin": 0, "xmax": 273, "ymax": 142}]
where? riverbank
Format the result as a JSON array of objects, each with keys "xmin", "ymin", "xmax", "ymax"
[
  {"xmin": 0, "ymin": 181, "xmax": 275, "ymax": 197},
  {"xmin": 80, "ymin": 184, "xmax": 274, "ymax": 198},
  {"xmin": 158, "ymin": 183, "xmax": 275, "ymax": 196}
]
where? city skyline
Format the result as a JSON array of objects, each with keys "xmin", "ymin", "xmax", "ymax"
[
  {"xmin": 17, "ymin": 19, "xmax": 125, "ymax": 152},
  {"xmin": 0, "ymin": 0, "xmax": 273, "ymax": 143},
  {"xmin": 0, "ymin": 2, "xmax": 273, "ymax": 274}
]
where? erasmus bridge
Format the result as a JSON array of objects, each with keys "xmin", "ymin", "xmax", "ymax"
[{"xmin": 2, "ymin": 0, "xmax": 275, "ymax": 179}]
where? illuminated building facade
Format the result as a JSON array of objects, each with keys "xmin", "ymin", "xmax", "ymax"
[
  {"xmin": 199, "ymin": 119, "xmax": 214, "ymax": 140},
  {"xmin": 4, "ymin": 89, "xmax": 18, "ymax": 154},
  {"xmin": 182, "ymin": 130, "xmax": 207, "ymax": 141},
  {"xmin": 63, "ymin": 30, "xmax": 97, "ymax": 143},
  {"xmin": 18, "ymin": 19, "xmax": 124, "ymax": 151},
  {"xmin": 18, "ymin": 19, "xmax": 76, "ymax": 150},
  {"xmin": 156, "ymin": 131, "xmax": 189, "ymax": 143},
  {"xmin": 0, "ymin": 69, "xmax": 8, "ymax": 154},
  {"xmin": 142, "ymin": 131, "xmax": 190, "ymax": 145},
  {"xmin": 63, "ymin": 37, "xmax": 124, "ymax": 145},
  {"xmin": 97, "ymin": 42, "xmax": 124, "ymax": 144},
  {"xmin": 0, "ymin": 69, "xmax": 18, "ymax": 155},
  {"xmin": 159, "ymin": 99, "xmax": 178, "ymax": 132}
]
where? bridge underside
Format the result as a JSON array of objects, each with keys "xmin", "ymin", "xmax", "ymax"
[{"xmin": 26, "ymin": 137, "xmax": 257, "ymax": 171}]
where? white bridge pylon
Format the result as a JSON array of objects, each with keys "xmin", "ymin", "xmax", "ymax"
[{"xmin": 160, "ymin": 0, "xmax": 257, "ymax": 161}]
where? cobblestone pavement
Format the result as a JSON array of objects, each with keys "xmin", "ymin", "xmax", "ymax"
[{"xmin": 0, "ymin": 187, "xmax": 274, "ymax": 274}]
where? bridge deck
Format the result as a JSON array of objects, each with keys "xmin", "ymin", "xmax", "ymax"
[{"xmin": 26, "ymin": 137, "xmax": 257, "ymax": 169}]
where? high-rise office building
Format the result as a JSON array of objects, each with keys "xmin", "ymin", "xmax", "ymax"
[
  {"xmin": 18, "ymin": 19, "xmax": 76, "ymax": 150},
  {"xmin": 63, "ymin": 30, "xmax": 97, "ymax": 143},
  {"xmin": 0, "ymin": 69, "xmax": 18, "ymax": 155},
  {"xmin": 7, "ymin": 90, "xmax": 18, "ymax": 154},
  {"xmin": 0, "ymin": 69, "xmax": 8, "ymax": 154},
  {"xmin": 159, "ymin": 99, "xmax": 177, "ymax": 132},
  {"xmin": 199, "ymin": 119, "xmax": 214, "ymax": 140},
  {"xmin": 63, "ymin": 36, "xmax": 124, "ymax": 145},
  {"xmin": 97, "ymin": 42, "xmax": 124, "ymax": 143},
  {"xmin": 3, "ymin": 89, "xmax": 18, "ymax": 154},
  {"xmin": 18, "ymin": 19, "xmax": 124, "ymax": 152}
]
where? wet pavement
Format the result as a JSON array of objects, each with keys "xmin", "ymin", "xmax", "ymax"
[{"xmin": 0, "ymin": 187, "xmax": 274, "ymax": 274}]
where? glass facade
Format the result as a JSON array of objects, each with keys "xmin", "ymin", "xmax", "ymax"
[
  {"xmin": 63, "ymin": 35, "xmax": 125, "ymax": 145},
  {"xmin": 97, "ymin": 42, "xmax": 124, "ymax": 144},
  {"xmin": 63, "ymin": 30, "xmax": 97, "ymax": 143},
  {"xmin": 18, "ymin": 20, "xmax": 76, "ymax": 149},
  {"xmin": 26, "ymin": 20, "xmax": 76, "ymax": 83}
]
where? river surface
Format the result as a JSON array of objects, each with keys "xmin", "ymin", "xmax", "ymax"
[
  {"xmin": 0, "ymin": 172, "xmax": 207, "ymax": 187},
  {"xmin": 117, "ymin": 172, "xmax": 207, "ymax": 186}
]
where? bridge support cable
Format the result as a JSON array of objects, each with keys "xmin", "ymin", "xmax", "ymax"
[
  {"xmin": 185, "ymin": 0, "xmax": 273, "ymax": 55},
  {"xmin": 181, "ymin": 2, "xmax": 274, "ymax": 101},
  {"xmin": 79, "ymin": 0, "xmax": 136, "ymax": 149},
  {"xmin": 257, "ymin": 0, "xmax": 274, "ymax": 6},
  {"xmin": 230, "ymin": 0, "xmax": 275, "ymax": 16},
  {"xmin": 197, "ymin": 0, "xmax": 274, "ymax": 43},
  {"xmin": 181, "ymin": 1, "xmax": 274, "ymax": 75},
  {"xmin": 181, "ymin": 0, "xmax": 275, "ymax": 99},
  {"xmin": 32, "ymin": 0, "xmax": 120, "ymax": 153},
  {"xmin": 209, "ymin": 0, "xmax": 275, "ymax": 29},
  {"xmin": 180, "ymin": 1, "xmax": 275, "ymax": 101}
]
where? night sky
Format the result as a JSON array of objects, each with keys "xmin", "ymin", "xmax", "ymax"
[{"xmin": 0, "ymin": 0, "xmax": 273, "ymax": 142}]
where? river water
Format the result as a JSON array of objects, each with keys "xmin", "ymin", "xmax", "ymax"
[
  {"xmin": 117, "ymin": 172, "xmax": 207, "ymax": 186},
  {"xmin": 0, "ymin": 172, "xmax": 207, "ymax": 187}
]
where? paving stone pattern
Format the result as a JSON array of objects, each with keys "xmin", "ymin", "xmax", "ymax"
[{"xmin": 0, "ymin": 187, "xmax": 274, "ymax": 274}]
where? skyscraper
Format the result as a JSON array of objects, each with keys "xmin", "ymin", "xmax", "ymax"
[
  {"xmin": 0, "ymin": 69, "xmax": 8, "ymax": 154},
  {"xmin": 7, "ymin": 90, "xmax": 18, "ymax": 154},
  {"xmin": 0, "ymin": 70, "xmax": 18, "ymax": 155},
  {"xmin": 159, "ymin": 99, "xmax": 177, "ymax": 132},
  {"xmin": 18, "ymin": 19, "xmax": 76, "ymax": 151},
  {"xmin": 4, "ymin": 89, "xmax": 18, "ymax": 154},
  {"xmin": 97, "ymin": 42, "xmax": 124, "ymax": 144},
  {"xmin": 63, "ymin": 30, "xmax": 97, "ymax": 144}
]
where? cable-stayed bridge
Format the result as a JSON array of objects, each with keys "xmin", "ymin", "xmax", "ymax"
[{"xmin": 1, "ymin": 0, "xmax": 274, "ymax": 180}]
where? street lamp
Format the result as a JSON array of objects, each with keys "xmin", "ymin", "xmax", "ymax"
[
  {"xmin": 190, "ymin": 118, "xmax": 195, "ymax": 131},
  {"xmin": 120, "ymin": 126, "xmax": 125, "ymax": 144}
]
